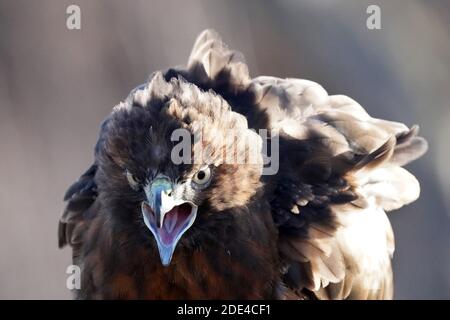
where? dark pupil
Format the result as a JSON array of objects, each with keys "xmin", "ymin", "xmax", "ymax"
[{"xmin": 197, "ymin": 170, "xmax": 206, "ymax": 180}]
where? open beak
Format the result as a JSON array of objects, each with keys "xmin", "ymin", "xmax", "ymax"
[{"xmin": 141, "ymin": 177, "xmax": 198, "ymax": 266}]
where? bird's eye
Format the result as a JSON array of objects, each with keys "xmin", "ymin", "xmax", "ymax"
[
  {"xmin": 125, "ymin": 170, "xmax": 140, "ymax": 189},
  {"xmin": 192, "ymin": 166, "xmax": 212, "ymax": 186}
]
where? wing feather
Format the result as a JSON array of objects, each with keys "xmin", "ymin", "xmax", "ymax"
[
  {"xmin": 177, "ymin": 30, "xmax": 427, "ymax": 299},
  {"xmin": 59, "ymin": 163, "xmax": 98, "ymax": 262}
]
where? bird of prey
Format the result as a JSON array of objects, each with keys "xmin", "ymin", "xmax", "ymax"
[{"xmin": 59, "ymin": 29, "xmax": 427, "ymax": 299}]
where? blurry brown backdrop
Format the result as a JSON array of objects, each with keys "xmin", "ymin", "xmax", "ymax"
[{"xmin": 0, "ymin": 0, "xmax": 449, "ymax": 299}]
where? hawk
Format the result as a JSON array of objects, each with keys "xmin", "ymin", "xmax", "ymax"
[{"xmin": 59, "ymin": 29, "xmax": 427, "ymax": 299}]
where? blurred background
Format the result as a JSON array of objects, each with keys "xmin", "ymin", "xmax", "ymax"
[{"xmin": 0, "ymin": 0, "xmax": 449, "ymax": 299}]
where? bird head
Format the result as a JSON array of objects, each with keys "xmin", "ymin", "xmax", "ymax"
[{"xmin": 96, "ymin": 73, "xmax": 264, "ymax": 266}]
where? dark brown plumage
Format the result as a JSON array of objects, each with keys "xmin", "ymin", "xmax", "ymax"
[{"xmin": 59, "ymin": 29, "xmax": 427, "ymax": 299}]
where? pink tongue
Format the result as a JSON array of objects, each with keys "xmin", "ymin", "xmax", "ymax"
[
  {"xmin": 160, "ymin": 204, "xmax": 192, "ymax": 245},
  {"xmin": 164, "ymin": 210, "xmax": 178, "ymax": 233}
]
